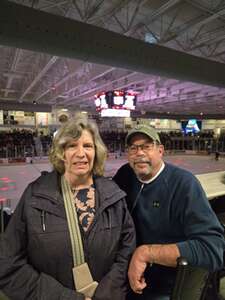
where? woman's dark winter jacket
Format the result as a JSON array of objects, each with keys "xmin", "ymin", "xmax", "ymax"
[{"xmin": 0, "ymin": 170, "xmax": 136, "ymax": 300}]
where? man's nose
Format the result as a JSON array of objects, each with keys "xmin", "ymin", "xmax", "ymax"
[{"xmin": 136, "ymin": 146, "xmax": 145, "ymax": 154}]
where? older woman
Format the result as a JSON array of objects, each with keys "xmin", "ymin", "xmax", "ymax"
[{"xmin": 0, "ymin": 115, "xmax": 136, "ymax": 300}]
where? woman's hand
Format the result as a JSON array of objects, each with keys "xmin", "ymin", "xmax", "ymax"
[{"xmin": 85, "ymin": 298, "xmax": 92, "ymax": 300}]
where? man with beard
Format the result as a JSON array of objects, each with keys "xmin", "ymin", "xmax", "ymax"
[{"xmin": 113, "ymin": 124, "xmax": 225, "ymax": 300}]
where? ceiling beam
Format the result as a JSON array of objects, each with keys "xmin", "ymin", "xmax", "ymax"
[
  {"xmin": 1, "ymin": 1, "xmax": 225, "ymax": 89},
  {"xmin": 47, "ymin": 66, "xmax": 116, "ymax": 103},
  {"xmin": 163, "ymin": 6, "xmax": 225, "ymax": 43},
  {"xmin": 19, "ymin": 56, "xmax": 58, "ymax": 100},
  {"xmin": 124, "ymin": 0, "xmax": 181, "ymax": 36},
  {"xmin": 20, "ymin": 1, "xmax": 124, "ymax": 103}
]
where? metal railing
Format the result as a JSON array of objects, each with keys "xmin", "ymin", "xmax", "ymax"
[
  {"xmin": 0, "ymin": 144, "xmax": 51, "ymax": 160},
  {"xmin": 0, "ymin": 139, "xmax": 225, "ymax": 159}
]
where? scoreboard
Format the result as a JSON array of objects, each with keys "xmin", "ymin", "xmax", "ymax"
[{"xmin": 94, "ymin": 90, "xmax": 137, "ymax": 112}]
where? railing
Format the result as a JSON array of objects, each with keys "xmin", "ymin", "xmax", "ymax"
[
  {"xmin": 1, "ymin": 138, "xmax": 225, "ymax": 159},
  {"xmin": 0, "ymin": 144, "xmax": 51, "ymax": 160},
  {"xmin": 164, "ymin": 138, "xmax": 225, "ymax": 152}
]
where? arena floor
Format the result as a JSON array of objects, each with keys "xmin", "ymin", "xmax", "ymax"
[
  {"xmin": 1, "ymin": 153, "xmax": 225, "ymax": 300},
  {"xmin": 0, "ymin": 153, "xmax": 225, "ymax": 212}
]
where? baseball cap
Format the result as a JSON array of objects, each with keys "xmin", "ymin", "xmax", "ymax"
[{"xmin": 126, "ymin": 124, "xmax": 161, "ymax": 145}]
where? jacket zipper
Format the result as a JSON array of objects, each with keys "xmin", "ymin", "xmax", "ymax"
[
  {"xmin": 41, "ymin": 210, "xmax": 46, "ymax": 232},
  {"xmin": 108, "ymin": 210, "xmax": 111, "ymax": 228},
  {"xmin": 33, "ymin": 193, "xmax": 61, "ymax": 233},
  {"xmin": 130, "ymin": 183, "xmax": 144, "ymax": 214}
]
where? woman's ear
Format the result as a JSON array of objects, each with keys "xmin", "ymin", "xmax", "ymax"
[{"xmin": 61, "ymin": 150, "xmax": 66, "ymax": 161}]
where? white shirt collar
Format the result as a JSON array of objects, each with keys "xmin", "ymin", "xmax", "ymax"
[{"xmin": 138, "ymin": 162, "xmax": 165, "ymax": 184}]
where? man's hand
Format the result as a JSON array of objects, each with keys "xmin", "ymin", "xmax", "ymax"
[
  {"xmin": 128, "ymin": 243, "xmax": 180, "ymax": 294},
  {"xmin": 128, "ymin": 245, "xmax": 150, "ymax": 294}
]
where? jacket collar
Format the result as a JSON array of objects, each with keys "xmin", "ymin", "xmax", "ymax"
[
  {"xmin": 32, "ymin": 170, "xmax": 63, "ymax": 203},
  {"xmin": 94, "ymin": 176, "xmax": 126, "ymax": 210},
  {"xmin": 32, "ymin": 171, "xmax": 126, "ymax": 207}
]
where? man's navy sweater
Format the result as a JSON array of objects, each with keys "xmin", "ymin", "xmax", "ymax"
[{"xmin": 114, "ymin": 162, "xmax": 225, "ymax": 293}]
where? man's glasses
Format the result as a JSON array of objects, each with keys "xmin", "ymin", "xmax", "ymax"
[{"xmin": 128, "ymin": 142, "xmax": 157, "ymax": 154}]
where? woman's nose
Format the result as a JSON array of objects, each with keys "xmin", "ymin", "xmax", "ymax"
[{"xmin": 75, "ymin": 146, "xmax": 85, "ymax": 156}]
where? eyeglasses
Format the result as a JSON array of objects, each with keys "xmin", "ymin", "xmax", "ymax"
[{"xmin": 128, "ymin": 142, "xmax": 157, "ymax": 154}]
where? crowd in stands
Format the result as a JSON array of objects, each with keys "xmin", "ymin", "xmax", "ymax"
[
  {"xmin": 0, "ymin": 129, "xmax": 53, "ymax": 158},
  {"xmin": 101, "ymin": 130, "xmax": 218, "ymax": 153},
  {"xmin": 160, "ymin": 131, "xmax": 214, "ymax": 139},
  {"xmin": 0, "ymin": 128, "xmax": 224, "ymax": 159},
  {"xmin": 219, "ymin": 132, "xmax": 225, "ymax": 143}
]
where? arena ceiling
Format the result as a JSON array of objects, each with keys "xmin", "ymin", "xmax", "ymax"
[{"xmin": 1, "ymin": 0, "xmax": 225, "ymax": 119}]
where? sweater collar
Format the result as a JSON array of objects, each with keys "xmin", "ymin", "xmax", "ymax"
[{"xmin": 138, "ymin": 161, "xmax": 165, "ymax": 184}]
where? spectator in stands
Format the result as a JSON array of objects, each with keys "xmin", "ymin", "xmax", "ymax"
[
  {"xmin": 113, "ymin": 124, "xmax": 225, "ymax": 300},
  {"xmin": 215, "ymin": 150, "xmax": 220, "ymax": 161},
  {"xmin": 0, "ymin": 115, "xmax": 135, "ymax": 300},
  {"xmin": 206, "ymin": 141, "xmax": 212, "ymax": 155},
  {"xmin": 33, "ymin": 131, "xmax": 43, "ymax": 158},
  {"xmin": 39, "ymin": 131, "xmax": 49, "ymax": 156}
]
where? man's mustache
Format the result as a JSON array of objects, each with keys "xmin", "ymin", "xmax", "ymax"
[{"xmin": 134, "ymin": 159, "xmax": 151, "ymax": 165}]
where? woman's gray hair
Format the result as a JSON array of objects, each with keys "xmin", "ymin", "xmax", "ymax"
[{"xmin": 49, "ymin": 114, "xmax": 107, "ymax": 176}]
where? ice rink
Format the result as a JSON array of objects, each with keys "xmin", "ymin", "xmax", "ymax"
[{"xmin": 1, "ymin": 153, "xmax": 225, "ymax": 211}]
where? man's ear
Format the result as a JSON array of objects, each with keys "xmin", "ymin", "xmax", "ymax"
[{"xmin": 159, "ymin": 144, "xmax": 164, "ymax": 156}]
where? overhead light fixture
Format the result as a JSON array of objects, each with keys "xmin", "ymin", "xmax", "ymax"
[
  {"xmin": 145, "ymin": 33, "xmax": 158, "ymax": 44},
  {"xmin": 58, "ymin": 95, "xmax": 68, "ymax": 99}
]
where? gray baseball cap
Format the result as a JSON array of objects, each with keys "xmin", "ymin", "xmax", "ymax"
[{"xmin": 126, "ymin": 124, "xmax": 161, "ymax": 145}]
